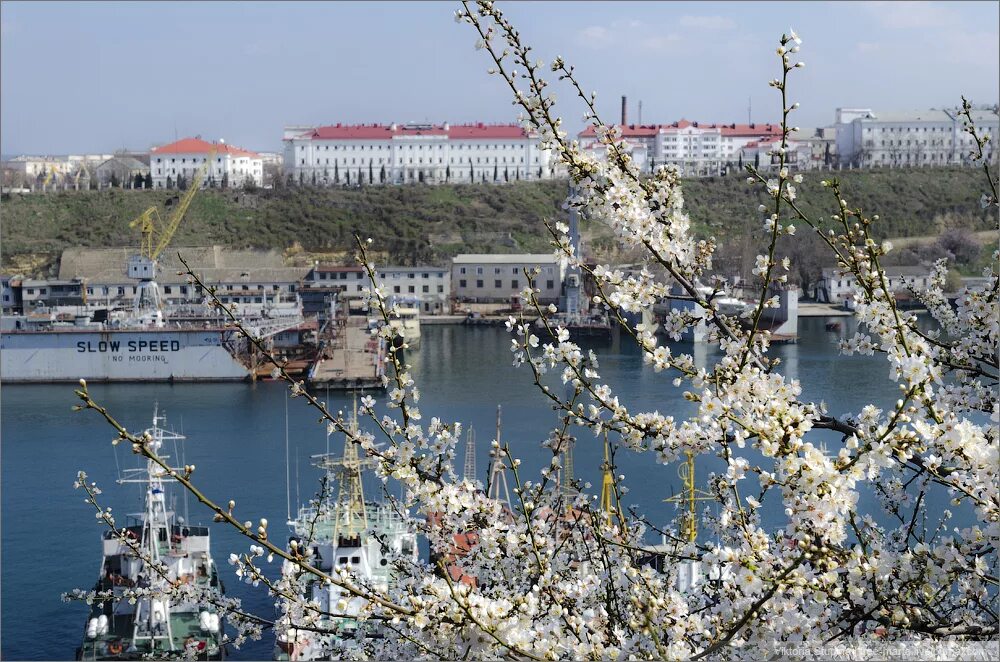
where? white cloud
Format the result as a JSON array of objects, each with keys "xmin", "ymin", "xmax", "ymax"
[
  {"xmin": 935, "ymin": 28, "xmax": 1000, "ymax": 66},
  {"xmin": 578, "ymin": 25, "xmax": 613, "ymax": 47},
  {"xmin": 639, "ymin": 34, "xmax": 682, "ymax": 53},
  {"xmin": 864, "ymin": 1, "xmax": 961, "ymax": 29},
  {"xmin": 678, "ymin": 15, "xmax": 736, "ymax": 31}
]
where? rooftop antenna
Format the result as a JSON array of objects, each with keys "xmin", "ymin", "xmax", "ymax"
[
  {"xmin": 748, "ymin": 96, "xmax": 752, "ymax": 126},
  {"xmin": 638, "ymin": 100, "xmax": 643, "ymax": 125},
  {"xmin": 486, "ymin": 406, "xmax": 511, "ymax": 507},
  {"xmin": 463, "ymin": 426, "xmax": 477, "ymax": 483}
]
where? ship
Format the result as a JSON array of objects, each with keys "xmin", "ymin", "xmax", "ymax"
[
  {"xmin": 274, "ymin": 408, "xmax": 419, "ymax": 660},
  {"xmin": 76, "ymin": 408, "xmax": 226, "ymax": 660},
  {"xmin": 1, "ymin": 294, "xmax": 304, "ymax": 383},
  {"xmin": 3, "ymin": 144, "xmax": 305, "ymax": 383}
]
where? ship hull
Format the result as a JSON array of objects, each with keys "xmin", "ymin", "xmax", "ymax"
[{"xmin": 1, "ymin": 328, "xmax": 250, "ymax": 383}]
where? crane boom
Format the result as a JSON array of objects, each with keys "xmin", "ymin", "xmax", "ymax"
[{"xmin": 127, "ymin": 148, "xmax": 214, "ymax": 260}]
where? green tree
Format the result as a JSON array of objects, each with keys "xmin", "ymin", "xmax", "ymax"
[
  {"xmin": 133, "ymin": 173, "xmax": 144, "ymax": 189},
  {"xmin": 144, "ymin": 172, "xmax": 152, "ymax": 189}
]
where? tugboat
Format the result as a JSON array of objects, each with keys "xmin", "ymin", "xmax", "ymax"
[
  {"xmin": 76, "ymin": 408, "xmax": 225, "ymax": 660},
  {"xmin": 274, "ymin": 405, "xmax": 418, "ymax": 660}
]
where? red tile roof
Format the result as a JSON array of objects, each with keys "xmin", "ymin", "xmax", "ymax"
[
  {"xmin": 579, "ymin": 121, "xmax": 783, "ymax": 138},
  {"xmin": 292, "ymin": 123, "xmax": 529, "ymax": 141},
  {"xmin": 151, "ymin": 137, "xmax": 259, "ymax": 158},
  {"xmin": 578, "ymin": 124, "xmax": 659, "ymax": 138}
]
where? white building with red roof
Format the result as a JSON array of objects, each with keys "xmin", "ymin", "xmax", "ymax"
[
  {"xmin": 578, "ymin": 121, "xmax": 785, "ymax": 175},
  {"xmin": 282, "ymin": 122, "xmax": 555, "ymax": 185},
  {"xmin": 149, "ymin": 137, "xmax": 262, "ymax": 189}
]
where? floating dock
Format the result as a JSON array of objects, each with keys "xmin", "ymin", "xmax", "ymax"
[{"xmin": 307, "ymin": 315, "xmax": 386, "ymax": 390}]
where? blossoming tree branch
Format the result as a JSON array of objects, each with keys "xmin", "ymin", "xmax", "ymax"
[{"xmin": 69, "ymin": 1, "xmax": 998, "ymax": 658}]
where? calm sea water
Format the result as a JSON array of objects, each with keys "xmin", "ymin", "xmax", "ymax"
[{"xmin": 1, "ymin": 318, "xmax": 921, "ymax": 660}]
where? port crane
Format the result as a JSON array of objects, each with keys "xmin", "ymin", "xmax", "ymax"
[
  {"xmin": 73, "ymin": 162, "xmax": 90, "ymax": 190},
  {"xmin": 41, "ymin": 164, "xmax": 57, "ymax": 191},
  {"xmin": 127, "ymin": 148, "xmax": 214, "ymax": 318}
]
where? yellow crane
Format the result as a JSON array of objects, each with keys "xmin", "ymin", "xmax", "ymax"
[
  {"xmin": 130, "ymin": 148, "xmax": 214, "ymax": 261},
  {"xmin": 126, "ymin": 148, "xmax": 214, "ymax": 313},
  {"xmin": 73, "ymin": 162, "xmax": 89, "ymax": 190},
  {"xmin": 41, "ymin": 164, "xmax": 57, "ymax": 190}
]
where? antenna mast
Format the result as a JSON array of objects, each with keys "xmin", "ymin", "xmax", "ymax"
[
  {"xmin": 599, "ymin": 434, "xmax": 622, "ymax": 528},
  {"xmin": 463, "ymin": 427, "xmax": 477, "ymax": 482},
  {"xmin": 664, "ymin": 452, "xmax": 714, "ymax": 543},
  {"xmin": 487, "ymin": 406, "xmax": 511, "ymax": 507}
]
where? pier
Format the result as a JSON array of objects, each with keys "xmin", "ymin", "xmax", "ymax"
[{"xmin": 307, "ymin": 314, "xmax": 386, "ymax": 391}]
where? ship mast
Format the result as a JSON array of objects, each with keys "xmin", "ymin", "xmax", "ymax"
[
  {"xmin": 598, "ymin": 434, "xmax": 622, "ymax": 529},
  {"xmin": 486, "ymin": 406, "xmax": 511, "ymax": 507},
  {"xmin": 316, "ymin": 399, "xmax": 376, "ymax": 545},
  {"xmin": 463, "ymin": 427, "xmax": 477, "ymax": 483},
  {"xmin": 117, "ymin": 406, "xmax": 185, "ymax": 652},
  {"xmin": 664, "ymin": 452, "xmax": 714, "ymax": 543}
]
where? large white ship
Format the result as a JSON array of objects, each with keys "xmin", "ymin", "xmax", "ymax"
[{"xmin": 1, "ymin": 299, "xmax": 303, "ymax": 383}]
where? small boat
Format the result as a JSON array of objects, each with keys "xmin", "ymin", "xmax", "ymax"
[
  {"xmin": 77, "ymin": 408, "xmax": 225, "ymax": 660},
  {"xmin": 388, "ymin": 304, "xmax": 421, "ymax": 349}
]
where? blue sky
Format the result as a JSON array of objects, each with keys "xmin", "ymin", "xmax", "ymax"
[{"xmin": 1, "ymin": 1, "xmax": 997, "ymax": 155}]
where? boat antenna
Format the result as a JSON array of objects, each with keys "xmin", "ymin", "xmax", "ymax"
[
  {"xmin": 176, "ymin": 415, "xmax": 190, "ymax": 524},
  {"xmin": 285, "ymin": 389, "xmax": 291, "ymax": 522},
  {"xmin": 663, "ymin": 452, "xmax": 714, "ymax": 543},
  {"xmin": 599, "ymin": 432, "xmax": 623, "ymax": 529},
  {"xmin": 463, "ymin": 426, "xmax": 477, "ymax": 483},
  {"xmin": 487, "ymin": 405, "xmax": 511, "ymax": 507}
]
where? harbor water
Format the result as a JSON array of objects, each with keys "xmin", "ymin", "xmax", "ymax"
[{"xmin": 1, "ymin": 318, "xmax": 932, "ymax": 660}]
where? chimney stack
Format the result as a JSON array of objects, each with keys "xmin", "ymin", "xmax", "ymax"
[{"xmin": 621, "ymin": 96, "xmax": 627, "ymax": 126}]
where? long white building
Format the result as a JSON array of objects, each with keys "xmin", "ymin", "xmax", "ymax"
[
  {"xmin": 579, "ymin": 121, "xmax": 786, "ymax": 175},
  {"xmin": 835, "ymin": 108, "xmax": 999, "ymax": 167},
  {"xmin": 282, "ymin": 122, "xmax": 555, "ymax": 185},
  {"xmin": 150, "ymin": 137, "xmax": 263, "ymax": 189}
]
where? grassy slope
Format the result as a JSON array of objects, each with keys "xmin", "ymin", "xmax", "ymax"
[{"xmin": 1, "ymin": 168, "xmax": 992, "ymax": 276}]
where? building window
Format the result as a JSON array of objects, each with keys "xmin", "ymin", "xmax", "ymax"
[
  {"xmin": 393, "ymin": 286, "xmax": 400, "ymax": 294},
  {"xmin": 408, "ymin": 286, "xmax": 415, "ymax": 293},
  {"xmin": 459, "ymin": 279, "xmax": 467, "ymax": 288},
  {"xmin": 476, "ymin": 267, "xmax": 484, "ymax": 275},
  {"xmin": 494, "ymin": 279, "xmax": 502, "ymax": 288},
  {"xmin": 437, "ymin": 285, "xmax": 444, "ymax": 293},
  {"xmin": 460, "ymin": 267, "xmax": 467, "ymax": 275},
  {"xmin": 546, "ymin": 280, "xmax": 554, "ymax": 289},
  {"xmin": 422, "ymin": 285, "xmax": 429, "ymax": 293},
  {"xmin": 511, "ymin": 279, "xmax": 519, "ymax": 288},
  {"xmin": 476, "ymin": 279, "xmax": 484, "ymax": 288}
]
